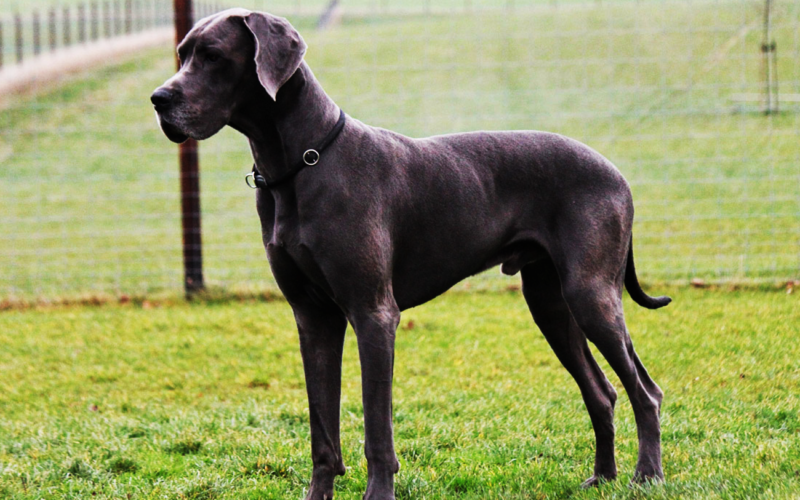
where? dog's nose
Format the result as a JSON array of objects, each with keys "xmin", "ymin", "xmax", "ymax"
[{"xmin": 150, "ymin": 88, "xmax": 174, "ymax": 108}]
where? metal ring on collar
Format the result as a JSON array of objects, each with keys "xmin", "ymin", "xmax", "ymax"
[
  {"xmin": 245, "ymin": 172, "xmax": 258, "ymax": 189},
  {"xmin": 303, "ymin": 149, "xmax": 320, "ymax": 166}
]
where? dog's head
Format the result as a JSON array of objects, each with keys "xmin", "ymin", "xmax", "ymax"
[{"xmin": 150, "ymin": 9, "xmax": 307, "ymax": 143}]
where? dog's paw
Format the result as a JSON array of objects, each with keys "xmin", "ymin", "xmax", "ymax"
[
  {"xmin": 581, "ymin": 474, "xmax": 615, "ymax": 488},
  {"xmin": 304, "ymin": 490, "xmax": 334, "ymax": 500},
  {"xmin": 630, "ymin": 470, "xmax": 665, "ymax": 487},
  {"xmin": 305, "ymin": 483, "xmax": 336, "ymax": 500}
]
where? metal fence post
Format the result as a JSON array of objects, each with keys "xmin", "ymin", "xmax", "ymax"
[
  {"xmin": 174, "ymin": 0, "xmax": 204, "ymax": 295},
  {"xmin": 14, "ymin": 14, "xmax": 22, "ymax": 64},
  {"xmin": 104, "ymin": 1, "xmax": 111, "ymax": 38},
  {"xmin": 49, "ymin": 8, "xmax": 57, "ymax": 51},
  {"xmin": 762, "ymin": 0, "xmax": 778, "ymax": 114},
  {"xmin": 63, "ymin": 7, "xmax": 71, "ymax": 47},
  {"xmin": 33, "ymin": 11, "xmax": 41, "ymax": 56},
  {"xmin": 91, "ymin": 2, "xmax": 99, "ymax": 41},
  {"xmin": 115, "ymin": 0, "xmax": 122, "ymax": 35},
  {"xmin": 79, "ymin": 4, "xmax": 87, "ymax": 43},
  {"xmin": 125, "ymin": 0, "xmax": 132, "ymax": 34}
]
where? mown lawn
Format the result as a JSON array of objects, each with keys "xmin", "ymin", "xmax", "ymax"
[{"xmin": 0, "ymin": 287, "xmax": 798, "ymax": 499}]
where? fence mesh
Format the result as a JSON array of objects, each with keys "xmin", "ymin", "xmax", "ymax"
[{"xmin": 1, "ymin": 0, "xmax": 798, "ymax": 302}]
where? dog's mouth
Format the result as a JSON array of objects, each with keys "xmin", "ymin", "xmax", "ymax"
[{"xmin": 155, "ymin": 113, "xmax": 190, "ymax": 144}]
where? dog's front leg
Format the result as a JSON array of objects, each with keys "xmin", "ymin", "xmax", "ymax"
[
  {"xmin": 294, "ymin": 305, "xmax": 349, "ymax": 500},
  {"xmin": 351, "ymin": 302, "xmax": 401, "ymax": 500}
]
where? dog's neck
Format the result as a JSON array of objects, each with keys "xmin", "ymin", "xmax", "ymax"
[{"xmin": 230, "ymin": 62, "xmax": 340, "ymax": 184}]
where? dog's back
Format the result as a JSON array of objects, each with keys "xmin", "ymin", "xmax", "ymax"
[{"xmin": 339, "ymin": 123, "xmax": 634, "ymax": 309}]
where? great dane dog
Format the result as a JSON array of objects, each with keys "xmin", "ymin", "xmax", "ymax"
[{"xmin": 151, "ymin": 9, "xmax": 671, "ymax": 499}]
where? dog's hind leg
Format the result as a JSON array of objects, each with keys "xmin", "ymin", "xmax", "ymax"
[
  {"xmin": 521, "ymin": 259, "xmax": 619, "ymax": 486},
  {"xmin": 557, "ymin": 270, "xmax": 664, "ymax": 484}
]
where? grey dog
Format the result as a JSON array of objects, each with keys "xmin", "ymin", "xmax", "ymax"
[{"xmin": 151, "ymin": 9, "xmax": 671, "ymax": 499}]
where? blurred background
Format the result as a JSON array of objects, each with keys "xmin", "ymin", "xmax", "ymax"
[{"xmin": 0, "ymin": 0, "xmax": 798, "ymax": 303}]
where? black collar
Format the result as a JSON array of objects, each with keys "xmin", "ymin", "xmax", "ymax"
[{"xmin": 246, "ymin": 109, "xmax": 346, "ymax": 189}]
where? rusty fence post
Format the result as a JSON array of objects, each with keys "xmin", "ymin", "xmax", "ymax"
[{"xmin": 173, "ymin": 0, "xmax": 204, "ymax": 295}]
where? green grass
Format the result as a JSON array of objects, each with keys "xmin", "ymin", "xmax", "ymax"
[
  {"xmin": 1, "ymin": 2, "xmax": 799, "ymax": 301},
  {"xmin": 0, "ymin": 288, "xmax": 798, "ymax": 498}
]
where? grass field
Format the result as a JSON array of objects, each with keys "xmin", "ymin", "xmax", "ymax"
[
  {"xmin": 0, "ymin": 288, "xmax": 798, "ymax": 499},
  {"xmin": 1, "ymin": 2, "xmax": 798, "ymax": 499},
  {"xmin": 1, "ymin": 1, "xmax": 799, "ymax": 300}
]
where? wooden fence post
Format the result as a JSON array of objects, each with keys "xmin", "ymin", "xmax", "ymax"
[{"xmin": 174, "ymin": 0, "xmax": 204, "ymax": 295}]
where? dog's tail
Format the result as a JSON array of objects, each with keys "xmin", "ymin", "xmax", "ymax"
[{"xmin": 625, "ymin": 236, "xmax": 672, "ymax": 309}]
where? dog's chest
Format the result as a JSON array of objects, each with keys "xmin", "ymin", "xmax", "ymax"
[{"xmin": 269, "ymin": 208, "xmax": 335, "ymax": 293}]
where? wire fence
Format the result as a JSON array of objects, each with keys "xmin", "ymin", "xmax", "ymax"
[
  {"xmin": 0, "ymin": 0, "xmax": 798, "ymax": 303},
  {"xmin": 0, "ymin": 0, "xmax": 229, "ymax": 69}
]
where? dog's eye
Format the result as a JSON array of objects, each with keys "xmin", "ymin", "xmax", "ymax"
[{"xmin": 205, "ymin": 52, "xmax": 221, "ymax": 63}]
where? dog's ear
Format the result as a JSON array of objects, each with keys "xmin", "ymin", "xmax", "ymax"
[{"xmin": 243, "ymin": 12, "xmax": 307, "ymax": 101}]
